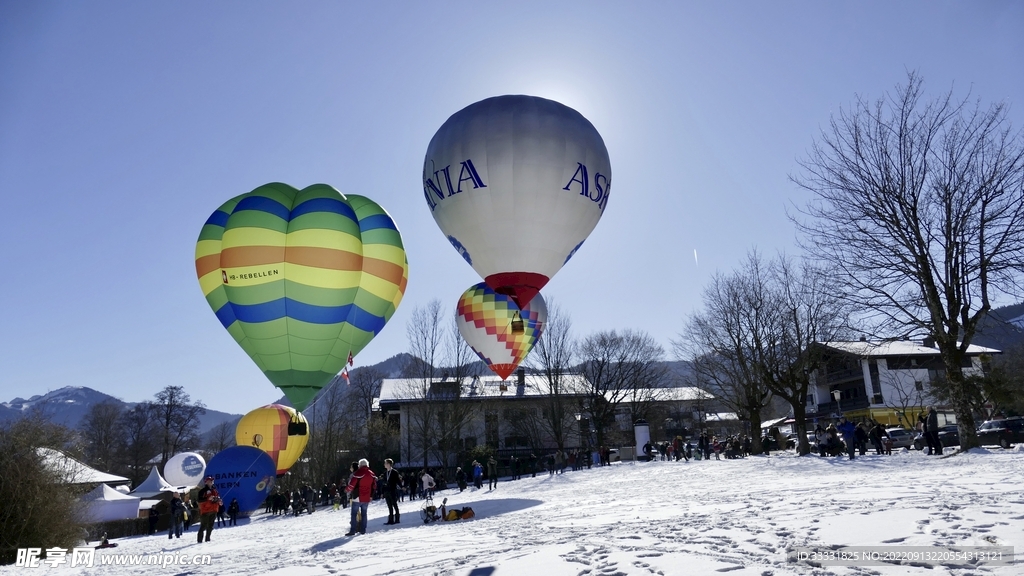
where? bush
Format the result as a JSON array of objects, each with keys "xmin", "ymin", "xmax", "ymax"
[{"xmin": 0, "ymin": 416, "xmax": 86, "ymax": 565}]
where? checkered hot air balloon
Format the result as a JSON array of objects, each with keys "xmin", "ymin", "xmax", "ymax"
[
  {"xmin": 456, "ymin": 282, "xmax": 547, "ymax": 380},
  {"xmin": 195, "ymin": 183, "xmax": 408, "ymax": 411}
]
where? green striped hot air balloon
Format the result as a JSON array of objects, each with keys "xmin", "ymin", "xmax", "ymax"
[{"xmin": 194, "ymin": 183, "xmax": 408, "ymax": 411}]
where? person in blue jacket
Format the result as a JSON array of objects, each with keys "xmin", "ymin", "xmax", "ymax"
[{"xmin": 837, "ymin": 417, "xmax": 857, "ymax": 460}]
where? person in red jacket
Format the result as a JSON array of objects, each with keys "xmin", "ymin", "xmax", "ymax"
[
  {"xmin": 345, "ymin": 458, "xmax": 376, "ymax": 536},
  {"xmin": 196, "ymin": 476, "xmax": 221, "ymax": 543}
]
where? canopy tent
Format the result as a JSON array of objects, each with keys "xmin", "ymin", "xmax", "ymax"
[
  {"xmin": 80, "ymin": 483, "xmax": 141, "ymax": 522},
  {"xmin": 128, "ymin": 466, "xmax": 177, "ymax": 499},
  {"xmin": 38, "ymin": 447, "xmax": 130, "ymax": 485}
]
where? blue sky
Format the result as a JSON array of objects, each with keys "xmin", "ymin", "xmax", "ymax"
[{"xmin": 2, "ymin": 2, "xmax": 1022, "ymax": 414}]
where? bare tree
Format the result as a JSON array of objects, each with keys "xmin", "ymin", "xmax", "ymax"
[
  {"xmin": 79, "ymin": 401, "xmax": 125, "ymax": 472},
  {"xmin": 574, "ymin": 329, "xmax": 665, "ymax": 449},
  {"xmin": 681, "ymin": 251, "xmax": 851, "ymax": 456},
  {"xmin": 403, "ymin": 299, "xmax": 446, "ymax": 469},
  {"xmin": 882, "ymin": 371, "xmax": 935, "ymax": 429},
  {"xmin": 793, "ymin": 72, "xmax": 1024, "ymax": 449},
  {"xmin": 677, "ymin": 267, "xmax": 776, "ymax": 454},
  {"xmin": 525, "ymin": 300, "xmax": 578, "ymax": 451},
  {"xmin": 203, "ymin": 421, "xmax": 236, "ymax": 455},
  {"xmin": 151, "ymin": 386, "xmax": 206, "ymax": 468},
  {"xmin": 117, "ymin": 404, "xmax": 160, "ymax": 486},
  {"xmin": 305, "ymin": 378, "xmax": 358, "ymax": 485}
]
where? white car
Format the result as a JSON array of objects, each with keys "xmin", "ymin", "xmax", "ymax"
[{"xmin": 885, "ymin": 428, "xmax": 914, "ymax": 449}]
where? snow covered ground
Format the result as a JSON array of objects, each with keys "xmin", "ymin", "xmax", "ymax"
[{"xmin": 7, "ymin": 447, "xmax": 1024, "ymax": 576}]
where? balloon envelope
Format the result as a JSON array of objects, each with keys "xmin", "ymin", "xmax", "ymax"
[
  {"xmin": 236, "ymin": 404, "xmax": 309, "ymax": 475},
  {"xmin": 163, "ymin": 452, "xmax": 207, "ymax": 487},
  {"xmin": 424, "ymin": 95, "xmax": 611, "ymax": 308},
  {"xmin": 456, "ymin": 283, "xmax": 547, "ymax": 380},
  {"xmin": 195, "ymin": 183, "xmax": 408, "ymax": 411},
  {"xmin": 205, "ymin": 446, "xmax": 277, "ymax": 513}
]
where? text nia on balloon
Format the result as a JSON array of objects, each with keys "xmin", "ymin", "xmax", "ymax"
[{"xmin": 424, "ymin": 158, "xmax": 610, "ymax": 212}]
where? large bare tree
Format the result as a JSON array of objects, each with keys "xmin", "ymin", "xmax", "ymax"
[
  {"xmin": 574, "ymin": 329, "xmax": 665, "ymax": 449},
  {"xmin": 79, "ymin": 401, "xmax": 126, "ymax": 472},
  {"xmin": 151, "ymin": 386, "xmax": 206, "ymax": 468},
  {"xmin": 677, "ymin": 267, "xmax": 774, "ymax": 455},
  {"xmin": 793, "ymin": 72, "xmax": 1024, "ymax": 449},
  {"xmin": 680, "ymin": 251, "xmax": 851, "ymax": 456}
]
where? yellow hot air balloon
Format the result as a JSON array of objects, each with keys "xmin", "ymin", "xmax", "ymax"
[{"xmin": 235, "ymin": 404, "xmax": 309, "ymax": 475}]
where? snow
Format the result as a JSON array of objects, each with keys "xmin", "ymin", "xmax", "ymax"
[{"xmin": 7, "ymin": 449, "xmax": 1023, "ymax": 575}]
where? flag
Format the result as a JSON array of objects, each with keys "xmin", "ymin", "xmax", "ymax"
[
  {"xmin": 342, "ymin": 368, "xmax": 350, "ymax": 385},
  {"xmin": 347, "ymin": 351, "xmax": 354, "ymax": 367}
]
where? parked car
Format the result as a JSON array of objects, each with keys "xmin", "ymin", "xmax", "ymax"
[
  {"xmin": 885, "ymin": 428, "xmax": 914, "ymax": 449},
  {"xmin": 976, "ymin": 417, "xmax": 1024, "ymax": 449},
  {"xmin": 762, "ymin": 434, "xmax": 796, "ymax": 451},
  {"xmin": 913, "ymin": 425, "xmax": 960, "ymax": 450}
]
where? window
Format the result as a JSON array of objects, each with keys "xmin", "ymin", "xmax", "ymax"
[
  {"xmin": 914, "ymin": 381, "xmax": 924, "ymax": 391},
  {"xmin": 504, "ymin": 435, "xmax": 530, "ymax": 448},
  {"xmin": 485, "ymin": 412, "xmax": 499, "ymax": 448}
]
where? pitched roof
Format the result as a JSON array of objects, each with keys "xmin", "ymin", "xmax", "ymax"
[
  {"xmin": 38, "ymin": 447, "xmax": 130, "ymax": 485},
  {"xmin": 378, "ymin": 374, "xmax": 590, "ymax": 403},
  {"xmin": 128, "ymin": 466, "xmax": 177, "ymax": 498},
  {"xmin": 819, "ymin": 340, "xmax": 999, "ymax": 357}
]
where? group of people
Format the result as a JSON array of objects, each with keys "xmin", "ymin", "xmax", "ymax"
[{"xmin": 157, "ymin": 476, "xmax": 235, "ymax": 543}]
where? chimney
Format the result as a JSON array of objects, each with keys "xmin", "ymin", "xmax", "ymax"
[
  {"xmin": 922, "ymin": 336, "xmax": 936, "ymax": 348},
  {"xmin": 517, "ymin": 368, "xmax": 526, "ymax": 387}
]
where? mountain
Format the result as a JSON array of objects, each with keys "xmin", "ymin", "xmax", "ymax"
[
  {"xmin": 0, "ymin": 386, "xmax": 241, "ymax": 434},
  {"xmin": 971, "ymin": 302, "xmax": 1024, "ymax": 351}
]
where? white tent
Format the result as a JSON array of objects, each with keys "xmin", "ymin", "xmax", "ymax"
[
  {"xmin": 38, "ymin": 448, "xmax": 130, "ymax": 485},
  {"xmin": 128, "ymin": 466, "xmax": 176, "ymax": 499},
  {"xmin": 81, "ymin": 483, "xmax": 141, "ymax": 522}
]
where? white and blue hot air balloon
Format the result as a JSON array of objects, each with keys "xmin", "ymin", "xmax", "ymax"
[{"xmin": 423, "ymin": 95, "xmax": 611, "ymax": 309}]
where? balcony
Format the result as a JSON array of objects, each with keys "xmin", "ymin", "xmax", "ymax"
[{"xmin": 815, "ymin": 396, "xmax": 870, "ymax": 415}]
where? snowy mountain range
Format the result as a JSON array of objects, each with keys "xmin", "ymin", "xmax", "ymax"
[{"xmin": 0, "ymin": 386, "xmax": 241, "ymax": 434}]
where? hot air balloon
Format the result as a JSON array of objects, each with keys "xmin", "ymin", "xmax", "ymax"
[
  {"xmin": 456, "ymin": 282, "xmax": 547, "ymax": 380},
  {"xmin": 424, "ymin": 95, "xmax": 611, "ymax": 308},
  {"xmin": 235, "ymin": 404, "xmax": 308, "ymax": 476},
  {"xmin": 205, "ymin": 446, "xmax": 277, "ymax": 513},
  {"xmin": 195, "ymin": 183, "xmax": 408, "ymax": 411}
]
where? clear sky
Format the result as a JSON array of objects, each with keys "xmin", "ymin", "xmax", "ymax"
[{"xmin": 2, "ymin": 1, "xmax": 1022, "ymax": 415}]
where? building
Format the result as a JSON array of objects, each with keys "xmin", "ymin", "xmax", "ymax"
[
  {"xmin": 376, "ymin": 369, "xmax": 720, "ymax": 467},
  {"xmin": 805, "ymin": 339, "xmax": 999, "ymax": 428}
]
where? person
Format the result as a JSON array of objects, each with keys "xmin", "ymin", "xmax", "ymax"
[
  {"xmin": 855, "ymin": 422, "xmax": 869, "ymax": 456},
  {"xmin": 814, "ymin": 425, "xmax": 828, "ymax": 457},
  {"xmin": 642, "ymin": 441, "xmax": 653, "ymax": 461},
  {"xmin": 510, "ymin": 455, "xmax": 520, "ymax": 480},
  {"xmin": 455, "ymin": 467, "xmax": 467, "ymax": 491},
  {"xmin": 181, "ymin": 493, "xmax": 194, "ymax": 531},
  {"xmin": 487, "ymin": 456, "xmax": 498, "ymax": 489},
  {"xmin": 329, "ymin": 483, "xmax": 340, "ymax": 511},
  {"xmin": 196, "ymin": 476, "xmax": 221, "ymax": 543},
  {"xmin": 382, "ymin": 458, "xmax": 403, "ymax": 525},
  {"xmin": 216, "ymin": 499, "xmax": 227, "ymax": 527},
  {"xmin": 147, "ymin": 504, "xmax": 159, "ymax": 535},
  {"xmin": 345, "ymin": 458, "xmax": 377, "ymax": 536},
  {"xmin": 837, "ymin": 417, "xmax": 857, "ymax": 460},
  {"xmin": 927, "ymin": 407, "xmax": 943, "ymax": 455},
  {"xmin": 344, "ymin": 461, "xmax": 358, "ymax": 508},
  {"xmin": 473, "ymin": 460, "xmax": 484, "ymax": 488},
  {"xmin": 869, "ymin": 422, "xmax": 889, "ymax": 455},
  {"xmin": 168, "ymin": 492, "xmax": 184, "ymax": 539},
  {"xmin": 227, "ymin": 498, "xmax": 239, "ymax": 526},
  {"xmin": 421, "ymin": 469, "xmax": 435, "ymax": 498}
]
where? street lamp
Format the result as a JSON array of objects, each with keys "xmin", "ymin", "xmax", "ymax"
[{"xmin": 831, "ymin": 389, "xmax": 842, "ymax": 417}]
